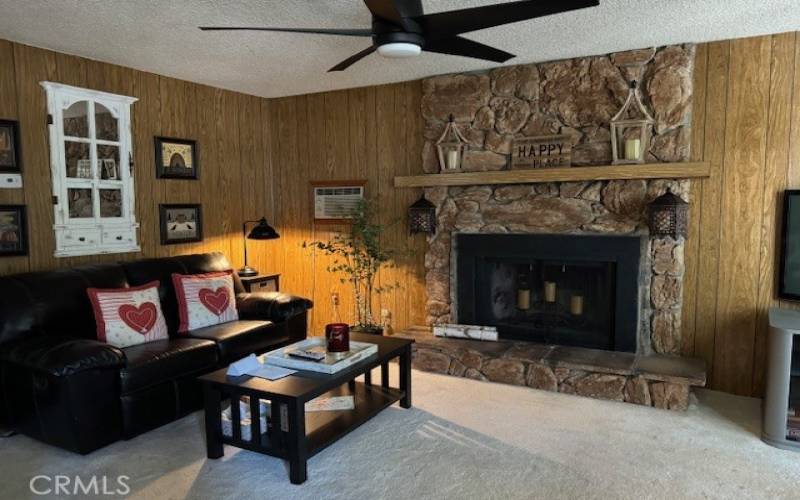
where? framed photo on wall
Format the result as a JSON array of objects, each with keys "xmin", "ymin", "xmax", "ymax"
[
  {"xmin": 155, "ymin": 137, "xmax": 198, "ymax": 179},
  {"xmin": 0, "ymin": 205, "xmax": 28, "ymax": 256},
  {"xmin": 159, "ymin": 204, "xmax": 203, "ymax": 245},
  {"xmin": 0, "ymin": 120, "xmax": 22, "ymax": 173}
]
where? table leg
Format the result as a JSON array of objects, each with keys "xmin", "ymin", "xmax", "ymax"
[
  {"xmin": 286, "ymin": 400, "xmax": 308, "ymax": 484},
  {"xmin": 399, "ymin": 345, "xmax": 412, "ymax": 409},
  {"xmin": 203, "ymin": 385, "xmax": 224, "ymax": 459},
  {"xmin": 270, "ymin": 400, "xmax": 284, "ymax": 451},
  {"xmin": 364, "ymin": 368, "xmax": 372, "ymax": 386},
  {"xmin": 381, "ymin": 362, "xmax": 390, "ymax": 388}
]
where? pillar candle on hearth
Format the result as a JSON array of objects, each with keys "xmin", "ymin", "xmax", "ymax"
[
  {"xmin": 517, "ymin": 288, "xmax": 531, "ymax": 310},
  {"xmin": 570, "ymin": 295, "xmax": 584, "ymax": 315},
  {"xmin": 544, "ymin": 282, "xmax": 557, "ymax": 302}
]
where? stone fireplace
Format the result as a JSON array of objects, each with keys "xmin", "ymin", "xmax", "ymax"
[
  {"xmin": 419, "ymin": 43, "xmax": 696, "ymax": 356},
  {"xmin": 398, "ymin": 44, "xmax": 706, "ymax": 410},
  {"xmin": 454, "ymin": 233, "xmax": 641, "ymax": 353},
  {"xmin": 423, "ymin": 182, "xmax": 687, "ymax": 356}
]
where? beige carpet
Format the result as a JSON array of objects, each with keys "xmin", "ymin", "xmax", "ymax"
[{"xmin": 2, "ymin": 369, "xmax": 799, "ymax": 500}]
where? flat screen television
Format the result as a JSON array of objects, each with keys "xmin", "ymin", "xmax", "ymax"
[{"xmin": 779, "ymin": 190, "xmax": 800, "ymax": 300}]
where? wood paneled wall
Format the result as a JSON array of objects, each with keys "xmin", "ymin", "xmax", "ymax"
[
  {"xmin": 683, "ymin": 32, "xmax": 800, "ymax": 397},
  {"xmin": 0, "ymin": 39, "xmax": 272, "ymax": 278},
  {"xmin": 4, "ymin": 33, "xmax": 800, "ymax": 397},
  {"xmin": 261, "ymin": 84, "xmax": 427, "ymax": 336}
]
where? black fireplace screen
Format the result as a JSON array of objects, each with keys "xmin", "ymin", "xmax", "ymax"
[{"xmin": 456, "ymin": 234, "xmax": 640, "ymax": 352}]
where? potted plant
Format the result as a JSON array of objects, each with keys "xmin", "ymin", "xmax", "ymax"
[{"xmin": 304, "ymin": 199, "xmax": 400, "ymax": 335}]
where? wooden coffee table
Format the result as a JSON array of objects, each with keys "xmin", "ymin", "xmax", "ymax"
[{"xmin": 198, "ymin": 334, "xmax": 413, "ymax": 484}]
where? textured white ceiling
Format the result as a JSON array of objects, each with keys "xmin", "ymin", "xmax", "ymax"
[{"xmin": 1, "ymin": 0, "xmax": 799, "ymax": 98}]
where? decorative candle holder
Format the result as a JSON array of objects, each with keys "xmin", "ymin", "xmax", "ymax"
[{"xmin": 325, "ymin": 323, "xmax": 350, "ymax": 354}]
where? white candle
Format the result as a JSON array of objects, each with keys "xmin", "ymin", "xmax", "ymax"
[
  {"xmin": 624, "ymin": 139, "xmax": 641, "ymax": 161},
  {"xmin": 570, "ymin": 295, "xmax": 584, "ymax": 316},
  {"xmin": 517, "ymin": 289, "xmax": 531, "ymax": 310},
  {"xmin": 446, "ymin": 149, "xmax": 459, "ymax": 170},
  {"xmin": 544, "ymin": 282, "xmax": 557, "ymax": 303}
]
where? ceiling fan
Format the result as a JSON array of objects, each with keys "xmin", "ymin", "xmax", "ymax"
[{"xmin": 200, "ymin": 0, "xmax": 600, "ymax": 72}]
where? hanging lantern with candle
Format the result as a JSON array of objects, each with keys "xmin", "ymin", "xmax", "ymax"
[
  {"xmin": 436, "ymin": 114, "xmax": 468, "ymax": 173},
  {"xmin": 610, "ymin": 80, "xmax": 654, "ymax": 165},
  {"xmin": 408, "ymin": 194, "xmax": 436, "ymax": 235},
  {"xmin": 647, "ymin": 190, "xmax": 689, "ymax": 239}
]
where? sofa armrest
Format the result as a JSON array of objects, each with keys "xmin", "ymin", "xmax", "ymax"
[
  {"xmin": 236, "ymin": 292, "xmax": 313, "ymax": 323},
  {"xmin": 1, "ymin": 336, "xmax": 125, "ymax": 377}
]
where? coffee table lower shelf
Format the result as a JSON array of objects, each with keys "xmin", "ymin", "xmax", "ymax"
[
  {"xmin": 200, "ymin": 334, "xmax": 414, "ymax": 484},
  {"xmin": 217, "ymin": 383, "xmax": 404, "ymax": 458}
]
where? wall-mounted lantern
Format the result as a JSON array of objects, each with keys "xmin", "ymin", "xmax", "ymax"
[
  {"xmin": 436, "ymin": 114, "xmax": 468, "ymax": 173},
  {"xmin": 611, "ymin": 80, "xmax": 654, "ymax": 165},
  {"xmin": 648, "ymin": 190, "xmax": 688, "ymax": 239},
  {"xmin": 408, "ymin": 194, "xmax": 436, "ymax": 235}
]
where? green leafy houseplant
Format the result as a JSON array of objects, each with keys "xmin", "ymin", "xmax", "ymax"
[{"xmin": 303, "ymin": 199, "xmax": 401, "ymax": 334}]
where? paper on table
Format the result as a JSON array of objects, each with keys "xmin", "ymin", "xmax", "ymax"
[
  {"xmin": 227, "ymin": 354, "xmax": 260, "ymax": 377},
  {"xmin": 245, "ymin": 364, "xmax": 296, "ymax": 381},
  {"xmin": 227, "ymin": 353, "xmax": 296, "ymax": 380}
]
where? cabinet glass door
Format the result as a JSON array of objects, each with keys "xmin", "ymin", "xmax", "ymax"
[{"xmin": 61, "ymin": 98, "xmax": 125, "ymax": 223}]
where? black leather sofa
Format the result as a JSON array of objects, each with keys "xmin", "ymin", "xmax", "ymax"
[{"xmin": 0, "ymin": 252, "xmax": 312, "ymax": 454}]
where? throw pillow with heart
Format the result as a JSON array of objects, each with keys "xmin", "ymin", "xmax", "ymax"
[
  {"xmin": 172, "ymin": 271, "xmax": 239, "ymax": 333},
  {"xmin": 87, "ymin": 281, "xmax": 169, "ymax": 348}
]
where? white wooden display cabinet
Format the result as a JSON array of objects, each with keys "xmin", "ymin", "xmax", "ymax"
[{"xmin": 41, "ymin": 82, "xmax": 140, "ymax": 257}]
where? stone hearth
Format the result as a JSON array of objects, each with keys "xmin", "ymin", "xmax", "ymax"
[{"xmin": 399, "ymin": 327, "xmax": 706, "ymax": 411}]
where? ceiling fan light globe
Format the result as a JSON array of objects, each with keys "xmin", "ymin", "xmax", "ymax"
[{"xmin": 377, "ymin": 42, "xmax": 421, "ymax": 59}]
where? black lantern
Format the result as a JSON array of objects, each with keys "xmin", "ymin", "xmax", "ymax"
[
  {"xmin": 409, "ymin": 195, "xmax": 436, "ymax": 235},
  {"xmin": 648, "ymin": 191, "xmax": 688, "ymax": 238},
  {"xmin": 239, "ymin": 217, "xmax": 280, "ymax": 277}
]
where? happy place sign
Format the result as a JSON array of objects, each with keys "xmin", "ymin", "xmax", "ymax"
[{"xmin": 512, "ymin": 134, "xmax": 571, "ymax": 169}]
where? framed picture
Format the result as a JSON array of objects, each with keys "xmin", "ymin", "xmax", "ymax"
[
  {"xmin": 159, "ymin": 204, "xmax": 202, "ymax": 245},
  {"xmin": 155, "ymin": 137, "xmax": 198, "ymax": 179},
  {"xmin": 0, "ymin": 120, "xmax": 22, "ymax": 173},
  {"xmin": 0, "ymin": 205, "xmax": 28, "ymax": 256}
]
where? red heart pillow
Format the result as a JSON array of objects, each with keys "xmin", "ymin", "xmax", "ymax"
[
  {"xmin": 88, "ymin": 281, "xmax": 169, "ymax": 348},
  {"xmin": 198, "ymin": 287, "xmax": 230, "ymax": 316},
  {"xmin": 173, "ymin": 271, "xmax": 238, "ymax": 333},
  {"xmin": 119, "ymin": 303, "xmax": 158, "ymax": 334}
]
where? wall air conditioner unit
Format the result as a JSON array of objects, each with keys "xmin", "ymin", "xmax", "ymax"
[{"xmin": 312, "ymin": 180, "xmax": 366, "ymax": 224}]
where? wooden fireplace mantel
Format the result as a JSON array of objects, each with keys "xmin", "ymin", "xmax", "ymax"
[{"xmin": 393, "ymin": 162, "xmax": 710, "ymax": 188}]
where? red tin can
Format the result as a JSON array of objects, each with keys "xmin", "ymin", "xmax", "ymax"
[{"xmin": 325, "ymin": 323, "xmax": 350, "ymax": 353}]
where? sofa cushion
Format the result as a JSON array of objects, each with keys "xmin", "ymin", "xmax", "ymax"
[
  {"xmin": 120, "ymin": 338, "xmax": 217, "ymax": 394},
  {"xmin": 186, "ymin": 320, "xmax": 284, "ymax": 364}
]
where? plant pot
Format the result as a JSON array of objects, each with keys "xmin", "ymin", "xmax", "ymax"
[{"xmin": 351, "ymin": 325, "xmax": 384, "ymax": 336}]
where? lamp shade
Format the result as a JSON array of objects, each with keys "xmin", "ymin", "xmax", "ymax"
[{"xmin": 247, "ymin": 218, "xmax": 280, "ymax": 240}]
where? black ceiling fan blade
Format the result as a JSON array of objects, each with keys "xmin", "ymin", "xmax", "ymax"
[
  {"xmin": 329, "ymin": 45, "xmax": 378, "ymax": 72},
  {"xmin": 199, "ymin": 27, "xmax": 374, "ymax": 37},
  {"xmin": 424, "ymin": 36, "xmax": 515, "ymax": 63},
  {"xmin": 362, "ymin": 0, "xmax": 423, "ymax": 31},
  {"xmin": 414, "ymin": 0, "xmax": 599, "ymax": 40}
]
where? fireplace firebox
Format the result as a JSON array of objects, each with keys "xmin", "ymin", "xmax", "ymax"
[{"xmin": 455, "ymin": 234, "xmax": 641, "ymax": 352}]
